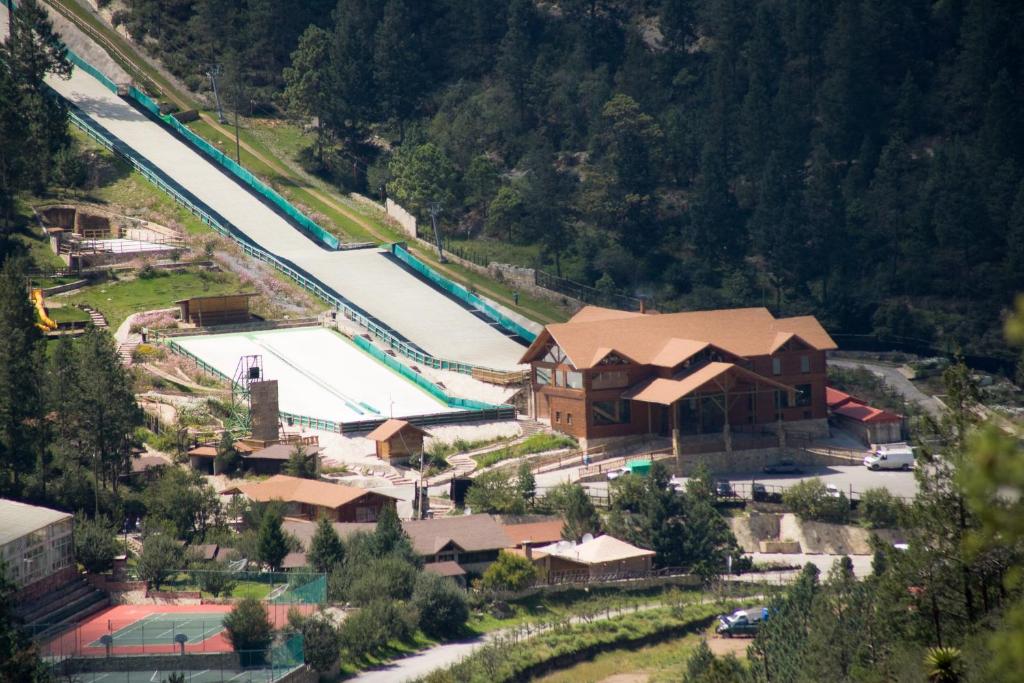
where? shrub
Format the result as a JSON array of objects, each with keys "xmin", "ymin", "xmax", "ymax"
[
  {"xmin": 413, "ymin": 573, "xmax": 469, "ymax": 638},
  {"xmin": 480, "ymin": 551, "xmax": 538, "ymax": 592},
  {"xmin": 782, "ymin": 478, "xmax": 850, "ymax": 523},
  {"xmin": 347, "ymin": 555, "xmax": 418, "ymax": 605},
  {"xmin": 339, "ymin": 600, "xmax": 417, "ymax": 659},
  {"xmin": 74, "ymin": 514, "xmax": 121, "ymax": 574},
  {"xmin": 223, "ymin": 598, "xmax": 273, "ymax": 666},
  {"xmin": 288, "ymin": 611, "xmax": 339, "ymax": 673},
  {"xmin": 136, "ymin": 533, "xmax": 181, "ymax": 590},
  {"xmin": 860, "ymin": 488, "xmax": 906, "ymax": 529}
]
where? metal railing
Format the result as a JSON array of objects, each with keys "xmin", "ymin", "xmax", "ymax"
[{"xmin": 58, "ymin": 54, "xmax": 528, "ymax": 381}]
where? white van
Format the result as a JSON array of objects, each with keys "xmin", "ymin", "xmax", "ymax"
[{"xmin": 863, "ymin": 444, "xmax": 915, "ymax": 471}]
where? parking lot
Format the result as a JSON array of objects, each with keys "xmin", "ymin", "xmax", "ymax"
[{"xmin": 577, "ymin": 464, "xmax": 918, "ymax": 502}]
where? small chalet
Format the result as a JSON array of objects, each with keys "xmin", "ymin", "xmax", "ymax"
[
  {"xmin": 826, "ymin": 387, "xmax": 905, "ymax": 446},
  {"xmin": 221, "ymin": 474, "xmax": 395, "ymax": 523},
  {"xmin": 520, "ymin": 306, "xmax": 838, "ymax": 454},
  {"xmin": 367, "ymin": 419, "xmax": 430, "ymax": 464},
  {"xmin": 524, "ymin": 535, "xmax": 655, "ymax": 581},
  {"xmin": 176, "ymin": 293, "xmax": 257, "ymax": 326}
]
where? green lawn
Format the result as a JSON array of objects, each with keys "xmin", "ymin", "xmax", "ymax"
[
  {"xmin": 474, "ymin": 433, "xmax": 578, "ymax": 468},
  {"xmin": 64, "ymin": 270, "xmax": 243, "ymax": 330},
  {"xmin": 534, "ymin": 631, "xmax": 716, "ymax": 683},
  {"xmin": 47, "ymin": 306, "xmax": 91, "ymax": 324}
]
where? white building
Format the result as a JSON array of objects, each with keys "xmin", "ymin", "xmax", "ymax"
[{"xmin": 0, "ymin": 499, "xmax": 75, "ymax": 600}]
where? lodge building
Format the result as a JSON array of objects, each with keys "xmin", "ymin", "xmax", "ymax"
[{"xmin": 520, "ymin": 306, "xmax": 838, "ymax": 454}]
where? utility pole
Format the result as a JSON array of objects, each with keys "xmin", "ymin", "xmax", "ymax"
[
  {"xmin": 429, "ymin": 201, "xmax": 445, "ymax": 263},
  {"xmin": 207, "ymin": 64, "xmax": 226, "ymax": 124}
]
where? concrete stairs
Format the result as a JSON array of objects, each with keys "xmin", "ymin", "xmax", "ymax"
[
  {"xmin": 80, "ymin": 304, "xmax": 107, "ymax": 328},
  {"xmin": 518, "ymin": 417, "xmax": 549, "ymax": 438},
  {"xmin": 15, "ymin": 575, "xmax": 109, "ymax": 638},
  {"xmin": 382, "ymin": 467, "xmax": 416, "ymax": 487},
  {"xmin": 117, "ymin": 333, "xmax": 142, "ymax": 366}
]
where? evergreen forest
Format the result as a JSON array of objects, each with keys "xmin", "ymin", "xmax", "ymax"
[{"xmin": 113, "ymin": 0, "xmax": 1024, "ymax": 370}]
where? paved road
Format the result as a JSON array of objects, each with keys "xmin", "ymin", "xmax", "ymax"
[
  {"xmin": 830, "ymin": 359, "xmax": 943, "ymax": 417},
  {"xmin": 17, "ymin": 5, "xmax": 528, "ymax": 370}
]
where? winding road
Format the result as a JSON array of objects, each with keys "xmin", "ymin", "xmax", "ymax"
[{"xmin": 829, "ymin": 358, "xmax": 943, "ymax": 417}]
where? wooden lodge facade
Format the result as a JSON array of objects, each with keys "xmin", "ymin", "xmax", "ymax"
[{"xmin": 520, "ymin": 306, "xmax": 838, "ymax": 454}]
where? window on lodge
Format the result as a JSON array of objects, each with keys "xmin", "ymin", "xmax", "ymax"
[
  {"xmin": 800, "ymin": 355, "xmax": 810, "ymax": 373},
  {"xmin": 795, "ymin": 384, "xmax": 812, "ymax": 407},
  {"xmin": 592, "ymin": 400, "xmax": 631, "ymax": 426},
  {"xmin": 566, "ymin": 370, "xmax": 583, "ymax": 389},
  {"xmin": 591, "ymin": 370, "xmax": 628, "ymax": 389},
  {"xmin": 772, "ymin": 357, "xmax": 782, "ymax": 375},
  {"xmin": 536, "ymin": 367, "xmax": 552, "ymax": 385},
  {"xmin": 775, "ymin": 390, "xmax": 789, "ymax": 409}
]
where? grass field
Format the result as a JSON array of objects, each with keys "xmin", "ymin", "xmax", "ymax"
[
  {"xmin": 473, "ymin": 432, "xmax": 578, "ymax": 468},
  {"xmin": 47, "ymin": 305, "xmax": 91, "ymax": 324},
  {"xmin": 535, "ymin": 632, "xmax": 706, "ymax": 683},
  {"xmin": 64, "ymin": 270, "xmax": 243, "ymax": 330}
]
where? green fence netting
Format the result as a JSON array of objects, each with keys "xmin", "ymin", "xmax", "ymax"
[
  {"xmin": 120, "ymin": 87, "xmax": 341, "ymax": 250},
  {"xmin": 352, "ymin": 335, "xmax": 502, "ymax": 411},
  {"xmin": 390, "ymin": 244, "xmax": 537, "ymax": 343}
]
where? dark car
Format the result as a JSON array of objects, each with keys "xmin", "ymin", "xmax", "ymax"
[
  {"xmin": 714, "ymin": 480, "xmax": 734, "ymax": 497},
  {"xmin": 751, "ymin": 482, "xmax": 783, "ymax": 503},
  {"xmin": 716, "ymin": 607, "xmax": 769, "ymax": 637},
  {"xmin": 763, "ymin": 459, "xmax": 803, "ymax": 475}
]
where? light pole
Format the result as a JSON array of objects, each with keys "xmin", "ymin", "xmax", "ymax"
[
  {"xmin": 429, "ymin": 202, "xmax": 445, "ymax": 263},
  {"xmin": 207, "ymin": 64, "xmax": 226, "ymax": 124}
]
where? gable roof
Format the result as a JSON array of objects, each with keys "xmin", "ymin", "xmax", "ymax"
[
  {"xmin": 501, "ymin": 519, "xmax": 565, "ymax": 546},
  {"xmin": 220, "ymin": 475, "xmax": 382, "ymax": 509},
  {"xmin": 623, "ymin": 362, "xmax": 793, "ymax": 406},
  {"xmin": 245, "ymin": 442, "xmax": 320, "ymax": 461},
  {"xmin": 832, "ymin": 402, "xmax": 903, "ymax": 424},
  {"xmin": 403, "ymin": 514, "xmax": 510, "ymax": 555},
  {"xmin": 0, "ymin": 499, "xmax": 72, "ymax": 546},
  {"xmin": 367, "ymin": 418, "xmax": 430, "ymax": 442},
  {"xmin": 424, "ymin": 561, "xmax": 467, "ymax": 577},
  {"xmin": 522, "ymin": 307, "xmax": 836, "ymax": 369},
  {"xmin": 536, "ymin": 535, "xmax": 655, "ymax": 565}
]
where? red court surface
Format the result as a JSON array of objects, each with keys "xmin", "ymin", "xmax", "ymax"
[{"xmin": 41, "ymin": 603, "xmax": 312, "ymax": 658}]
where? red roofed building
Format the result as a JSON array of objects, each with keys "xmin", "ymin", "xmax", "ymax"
[
  {"xmin": 826, "ymin": 387, "xmax": 905, "ymax": 445},
  {"xmin": 521, "ymin": 306, "xmax": 838, "ymax": 456}
]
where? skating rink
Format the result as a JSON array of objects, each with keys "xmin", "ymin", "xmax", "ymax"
[
  {"xmin": 174, "ymin": 327, "xmax": 455, "ymax": 423},
  {"xmin": 35, "ymin": 40, "xmax": 527, "ymax": 370}
]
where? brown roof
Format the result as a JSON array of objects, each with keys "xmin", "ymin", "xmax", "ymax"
[
  {"xmin": 623, "ymin": 362, "xmax": 794, "ymax": 406},
  {"xmin": 522, "ymin": 306, "xmax": 837, "ymax": 369},
  {"xmin": 423, "ymin": 561, "xmax": 466, "ymax": 577},
  {"xmin": 282, "ymin": 519, "xmax": 377, "ymax": 550},
  {"xmin": 174, "ymin": 292, "xmax": 258, "ymax": 304},
  {"xmin": 367, "ymin": 419, "xmax": 430, "ymax": 442},
  {"xmin": 501, "ymin": 520, "xmax": 565, "ymax": 547},
  {"xmin": 220, "ymin": 475, "xmax": 381, "ymax": 509},
  {"xmin": 282, "ymin": 551, "xmax": 308, "ymax": 569},
  {"xmin": 403, "ymin": 514, "xmax": 511, "ymax": 555},
  {"xmin": 188, "ymin": 446, "xmax": 218, "ymax": 458},
  {"xmin": 188, "ymin": 544, "xmax": 219, "ymax": 561}
]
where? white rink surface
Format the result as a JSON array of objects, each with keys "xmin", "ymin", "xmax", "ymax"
[
  {"xmin": 45, "ymin": 62, "xmax": 527, "ymax": 370},
  {"xmin": 174, "ymin": 327, "xmax": 453, "ymax": 422}
]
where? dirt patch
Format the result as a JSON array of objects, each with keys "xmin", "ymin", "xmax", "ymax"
[
  {"xmin": 598, "ymin": 675, "xmax": 650, "ymax": 683},
  {"xmin": 706, "ymin": 635, "xmax": 750, "ymax": 657}
]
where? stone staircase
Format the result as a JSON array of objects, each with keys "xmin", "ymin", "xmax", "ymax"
[
  {"xmin": 518, "ymin": 417, "xmax": 549, "ymax": 438},
  {"xmin": 80, "ymin": 304, "xmax": 107, "ymax": 328},
  {"xmin": 446, "ymin": 453, "xmax": 476, "ymax": 478},
  {"xmin": 14, "ymin": 575, "xmax": 109, "ymax": 638},
  {"xmin": 117, "ymin": 333, "xmax": 142, "ymax": 366},
  {"xmin": 383, "ymin": 469, "xmax": 416, "ymax": 487}
]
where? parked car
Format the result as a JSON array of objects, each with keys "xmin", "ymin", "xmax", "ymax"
[
  {"xmin": 863, "ymin": 444, "xmax": 915, "ymax": 471},
  {"xmin": 716, "ymin": 607, "xmax": 769, "ymax": 637},
  {"xmin": 714, "ymin": 480, "xmax": 734, "ymax": 497},
  {"xmin": 606, "ymin": 466, "xmax": 630, "ymax": 481},
  {"xmin": 763, "ymin": 459, "xmax": 803, "ymax": 474}
]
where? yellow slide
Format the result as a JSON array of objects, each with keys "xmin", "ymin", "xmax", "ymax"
[{"xmin": 31, "ymin": 288, "xmax": 57, "ymax": 332}]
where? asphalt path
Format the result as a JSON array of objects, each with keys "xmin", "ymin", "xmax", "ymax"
[{"xmin": 829, "ymin": 358, "xmax": 943, "ymax": 417}]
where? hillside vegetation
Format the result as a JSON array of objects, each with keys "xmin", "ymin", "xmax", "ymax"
[{"xmin": 114, "ymin": 0, "xmax": 1024, "ymax": 372}]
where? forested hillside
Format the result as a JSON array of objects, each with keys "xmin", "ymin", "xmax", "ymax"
[{"xmin": 116, "ymin": 0, "xmax": 1024, "ymax": 370}]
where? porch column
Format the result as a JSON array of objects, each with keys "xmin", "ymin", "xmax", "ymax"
[{"xmin": 672, "ymin": 400, "xmax": 681, "ymax": 461}]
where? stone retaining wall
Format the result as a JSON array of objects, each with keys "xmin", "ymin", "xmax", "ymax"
[{"xmin": 56, "ymin": 652, "xmax": 238, "ymax": 674}]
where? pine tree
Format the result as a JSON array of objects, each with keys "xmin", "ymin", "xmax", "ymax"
[
  {"xmin": 257, "ymin": 507, "xmax": 289, "ymax": 571},
  {"xmin": 283, "ymin": 26, "xmax": 334, "ymax": 162},
  {"xmin": 0, "ymin": 260, "xmax": 43, "ymax": 495},
  {"xmin": 308, "ymin": 516, "xmax": 345, "ymax": 573},
  {"xmin": 373, "ymin": 0, "xmax": 424, "ymax": 142},
  {"xmin": 498, "ymin": 0, "xmax": 536, "ymax": 125}
]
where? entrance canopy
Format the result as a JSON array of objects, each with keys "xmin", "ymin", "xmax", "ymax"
[{"xmin": 622, "ymin": 361, "xmax": 793, "ymax": 405}]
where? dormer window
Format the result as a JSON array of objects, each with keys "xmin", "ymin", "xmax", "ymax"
[{"xmin": 772, "ymin": 357, "xmax": 782, "ymax": 375}]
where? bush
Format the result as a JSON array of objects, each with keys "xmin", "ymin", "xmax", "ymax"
[
  {"xmin": 74, "ymin": 514, "xmax": 121, "ymax": 574},
  {"xmin": 480, "ymin": 551, "xmax": 538, "ymax": 592},
  {"xmin": 136, "ymin": 533, "xmax": 181, "ymax": 590},
  {"xmin": 288, "ymin": 611, "xmax": 339, "ymax": 673},
  {"xmin": 223, "ymin": 598, "xmax": 273, "ymax": 666},
  {"xmin": 339, "ymin": 600, "xmax": 417, "ymax": 659},
  {"xmin": 860, "ymin": 488, "xmax": 906, "ymax": 529},
  {"xmin": 347, "ymin": 555, "xmax": 418, "ymax": 605},
  {"xmin": 193, "ymin": 560, "xmax": 237, "ymax": 597},
  {"xmin": 413, "ymin": 573, "xmax": 469, "ymax": 638},
  {"xmin": 782, "ymin": 478, "xmax": 850, "ymax": 523}
]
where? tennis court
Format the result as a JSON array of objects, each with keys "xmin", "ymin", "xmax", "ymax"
[{"xmin": 89, "ymin": 612, "xmax": 226, "ymax": 649}]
